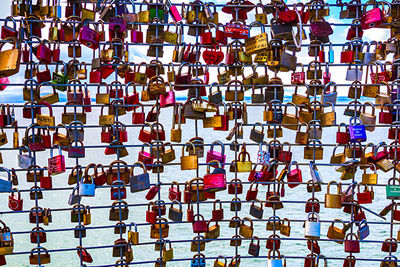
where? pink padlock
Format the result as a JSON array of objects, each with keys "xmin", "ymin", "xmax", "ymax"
[
  {"xmin": 78, "ymin": 23, "xmax": 100, "ymax": 50},
  {"xmin": 131, "ymin": 26, "xmax": 144, "ymax": 43},
  {"xmin": 0, "ymin": 77, "xmax": 9, "ymax": 91},
  {"xmin": 36, "ymin": 40, "xmax": 52, "ymax": 64},
  {"xmin": 206, "ymin": 141, "xmax": 226, "ymax": 166},
  {"xmin": 361, "ymin": 6, "xmax": 385, "ymax": 30},
  {"xmin": 192, "ymin": 214, "xmax": 208, "ymax": 233},
  {"xmin": 109, "ymin": 16, "xmax": 126, "ymax": 32},
  {"xmin": 159, "ymin": 85, "xmax": 175, "ymax": 108}
]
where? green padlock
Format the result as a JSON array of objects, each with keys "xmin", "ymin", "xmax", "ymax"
[
  {"xmin": 386, "ymin": 178, "xmax": 400, "ymax": 200},
  {"xmin": 52, "ymin": 62, "xmax": 69, "ymax": 92}
]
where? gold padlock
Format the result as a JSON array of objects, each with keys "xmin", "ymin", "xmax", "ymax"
[
  {"xmin": 280, "ymin": 218, "xmax": 291, "ymax": 237},
  {"xmin": 239, "ymin": 217, "xmax": 254, "ymax": 238},
  {"xmin": 327, "ymin": 219, "xmax": 345, "ymax": 244},
  {"xmin": 325, "ymin": 181, "xmax": 342, "ymax": 209},
  {"xmin": 362, "ymin": 164, "xmax": 378, "ymax": 184},
  {"xmin": 180, "ymin": 142, "xmax": 198, "ymax": 170}
]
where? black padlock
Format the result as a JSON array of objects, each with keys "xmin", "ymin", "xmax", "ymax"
[
  {"xmin": 114, "ymin": 222, "xmax": 127, "ymax": 234},
  {"xmin": 168, "ymin": 201, "xmax": 183, "ymax": 222},
  {"xmin": 230, "ymin": 197, "xmax": 241, "ymax": 211},
  {"xmin": 249, "ymin": 123, "xmax": 265, "ymax": 143},
  {"xmin": 249, "ymin": 200, "xmax": 264, "ymax": 219},
  {"xmin": 74, "ymin": 226, "xmax": 86, "ymax": 238},
  {"xmin": 248, "ymin": 236, "xmax": 261, "ymax": 257}
]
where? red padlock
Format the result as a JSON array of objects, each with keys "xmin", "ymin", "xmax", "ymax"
[
  {"xmin": 151, "ymin": 123, "xmax": 166, "ymax": 141},
  {"xmin": 381, "ymin": 238, "xmax": 398, "ymax": 252},
  {"xmin": 169, "ymin": 181, "xmax": 181, "ymax": 202},
  {"xmin": 100, "ymin": 126, "xmax": 113, "ymax": 143},
  {"xmin": 245, "ymin": 182, "xmax": 259, "ymax": 201},
  {"xmin": 228, "ymin": 179, "xmax": 243, "ymax": 194},
  {"xmin": 124, "ymin": 83, "xmax": 140, "ymax": 111},
  {"xmin": 93, "ymin": 164, "xmax": 107, "ymax": 187},
  {"xmin": 145, "ymin": 184, "xmax": 160, "ymax": 200},
  {"xmin": 346, "ymin": 25, "xmax": 363, "ymax": 40},
  {"xmin": 187, "ymin": 203, "xmax": 194, "ymax": 222},
  {"xmin": 305, "ymin": 198, "xmax": 320, "ymax": 213},
  {"xmin": 30, "ymin": 227, "xmax": 47, "ymax": 243},
  {"xmin": 340, "ymin": 43, "xmax": 354, "ymax": 63},
  {"xmin": 343, "ymin": 255, "xmax": 356, "ymax": 267},
  {"xmin": 356, "ymin": 185, "xmax": 372, "ymax": 204},
  {"xmin": 89, "ymin": 69, "xmax": 101, "ymax": 83},
  {"xmin": 379, "ymin": 108, "xmax": 393, "ymax": 124},
  {"xmin": 200, "ymin": 24, "xmax": 213, "ymax": 45},
  {"xmin": 109, "ymin": 81, "xmax": 124, "ymax": 99},
  {"xmin": 353, "ymin": 208, "xmax": 366, "ymax": 225},
  {"xmin": 40, "ymin": 172, "xmax": 52, "ymax": 189},
  {"xmin": 36, "ymin": 65, "xmax": 51, "ymax": 84},
  {"xmin": 8, "ymin": 189, "xmax": 23, "ymax": 211},
  {"xmin": 278, "ymin": 142, "xmax": 292, "ymax": 163},
  {"xmin": 138, "ymin": 123, "xmax": 153, "ymax": 143},
  {"xmin": 215, "ymin": 24, "xmax": 227, "ymax": 45},
  {"xmin": 266, "ymin": 234, "xmax": 281, "ymax": 250},
  {"xmin": 146, "ymin": 202, "xmax": 157, "ymax": 224},
  {"xmin": 291, "ymin": 65, "xmax": 305, "ymax": 84},
  {"xmin": 114, "ymin": 122, "xmax": 128, "ymax": 143},
  {"xmin": 307, "ymin": 240, "xmax": 320, "ymax": 254},
  {"xmin": 393, "ymin": 203, "xmax": 400, "ymax": 221},
  {"xmin": 48, "ymin": 145, "xmax": 65, "ymax": 176},
  {"xmin": 304, "ymin": 253, "xmax": 317, "ymax": 267},
  {"xmin": 138, "ymin": 144, "xmax": 154, "ymax": 171},
  {"xmin": 77, "ymin": 247, "xmax": 93, "ymax": 263},
  {"xmin": 23, "ymin": 101, "xmax": 41, "ymax": 119},
  {"xmin": 287, "ymin": 161, "xmax": 302, "ymax": 188},
  {"xmin": 132, "ymin": 105, "xmax": 145, "ymax": 124},
  {"xmin": 336, "ymin": 123, "xmax": 350, "ymax": 144},
  {"xmin": 51, "ymin": 42, "xmax": 60, "ymax": 62},
  {"xmin": 40, "ymin": 127, "xmax": 51, "ymax": 149},
  {"xmin": 1, "ymin": 17, "xmax": 18, "ymax": 40},
  {"xmin": 344, "ymin": 233, "xmax": 360, "ymax": 253},
  {"xmin": 211, "ymin": 199, "xmax": 224, "ymax": 221}
]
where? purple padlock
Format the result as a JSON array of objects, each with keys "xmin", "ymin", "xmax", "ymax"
[
  {"xmin": 78, "ymin": 24, "xmax": 100, "ymax": 50},
  {"xmin": 109, "ymin": 16, "xmax": 126, "ymax": 32},
  {"xmin": 206, "ymin": 141, "xmax": 226, "ymax": 167},
  {"xmin": 349, "ymin": 117, "xmax": 367, "ymax": 143}
]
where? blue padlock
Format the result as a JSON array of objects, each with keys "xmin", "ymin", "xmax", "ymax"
[
  {"xmin": 130, "ymin": 162, "xmax": 150, "ymax": 193},
  {"xmin": 349, "ymin": 117, "xmax": 367, "ymax": 142},
  {"xmin": 191, "ymin": 253, "xmax": 206, "ymax": 267},
  {"xmin": 328, "ymin": 42, "xmax": 334, "ymax": 63},
  {"xmin": 78, "ymin": 175, "xmax": 95, "ymax": 197},
  {"xmin": 0, "ymin": 167, "xmax": 12, "ymax": 192},
  {"xmin": 357, "ymin": 219, "xmax": 369, "ymax": 240}
]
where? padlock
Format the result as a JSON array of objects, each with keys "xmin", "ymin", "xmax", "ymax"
[
  {"xmin": 327, "ymin": 219, "xmax": 346, "ymax": 244},
  {"xmin": 249, "ymin": 122, "xmax": 265, "ymax": 143},
  {"xmin": 304, "ymin": 212, "xmax": 321, "ymax": 239},
  {"xmin": 325, "ymin": 181, "xmax": 342, "ymax": 208}
]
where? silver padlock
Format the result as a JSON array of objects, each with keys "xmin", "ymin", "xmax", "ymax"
[
  {"xmin": 267, "ymin": 250, "xmax": 286, "ymax": 267},
  {"xmin": 345, "ymin": 66, "xmax": 363, "ymax": 81},
  {"xmin": 304, "ymin": 212, "xmax": 321, "ymax": 239}
]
